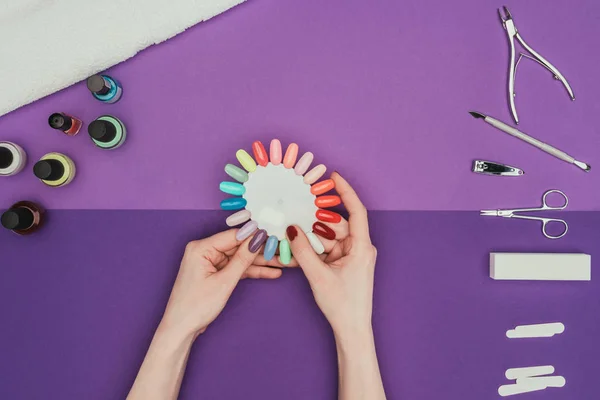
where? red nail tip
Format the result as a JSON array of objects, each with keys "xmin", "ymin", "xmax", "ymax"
[
  {"xmin": 312, "ymin": 222, "xmax": 336, "ymax": 240},
  {"xmin": 316, "ymin": 209, "xmax": 342, "ymax": 223},
  {"xmin": 310, "ymin": 179, "xmax": 335, "ymax": 195},
  {"xmin": 315, "ymin": 195, "xmax": 341, "ymax": 208},
  {"xmin": 252, "ymin": 141, "xmax": 269, "ymax": 167},
  {"xmin": 286, "ymin": 226, "xmax": 298, "ymax": 241}
]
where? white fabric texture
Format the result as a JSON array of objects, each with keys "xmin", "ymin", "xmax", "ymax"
[{"xmin": 0, "ymin": 0, "xmax": 245, "ymax": 116}]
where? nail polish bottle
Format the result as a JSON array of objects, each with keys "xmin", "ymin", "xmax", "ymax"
[
  {"xmin": 48, "ymin": 112, "xmax": 82, "ymax": 136},
  {"xmin": 1, "ymin": 201, "xmax": 44, "ymax": 235},
  {"xmin": 87, "ymin": 116, "xmax": 127, "ymax": 150},
  {"xmin": 33, "ymin": 152, "xmax": 76, "ymax": 187},
  {"xmin": 87, "ymin": 74, "xmax": 123, "ymax": 104},
  {"xmin": 0, "ymin": 141, "xmax": 27, "ymax": 176}
]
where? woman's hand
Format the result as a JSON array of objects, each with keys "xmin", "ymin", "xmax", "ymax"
[
  {"xmin": 285, "ymin": 171, "xmax": 377, "ymax": 336},
  {"xmin": 286, "ymin": 172, "xmax": 385, "ymax": 400},
  {"xmin": 159, "ymin": 229, "xmax": 282, "ymax": 339}
]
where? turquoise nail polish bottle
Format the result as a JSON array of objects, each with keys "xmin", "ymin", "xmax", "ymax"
[{"xmin": 87, "ymin": 74, "xmax": 123, "ymax": 104}]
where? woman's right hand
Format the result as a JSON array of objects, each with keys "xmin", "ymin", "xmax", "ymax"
[{"xmin": 285, "ymin": 172, "xmax": 377, "ymax": 336}]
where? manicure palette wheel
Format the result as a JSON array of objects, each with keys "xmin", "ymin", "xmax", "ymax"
[{"xmin": 220, "ymin": 139, "xmax": 341, "ymax": 262}]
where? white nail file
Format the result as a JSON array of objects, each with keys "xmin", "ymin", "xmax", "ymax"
[
  {"xmin": 505, "ymin": 365, "xmax": 554, "ymax": 380},
  {"xmin": 490, "ymin": 253, "xmax": 591, "ymax": 281},
  {"xmin": 507, "ymin": 322, "xmax": 565, "ymax": 338},
  {"xmin": 498, "ymin": 382, "xmax": 547, "ymax": 397},
  {"xmin": 517, "ymin": 376, "xmax": 566, "ymax": 388}
]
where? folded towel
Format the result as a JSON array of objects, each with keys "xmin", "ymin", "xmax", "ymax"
[{"xmin": 0, "ymin": 0, "xmax": 245, "ymax": 116}]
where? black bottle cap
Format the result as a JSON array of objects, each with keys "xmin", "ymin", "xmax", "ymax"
[
  {"xmin": 88, "ymin": 120, "xmax": 117, "ymax": 143},
  {"xmin": 1, "ymin": 207, "xmax": 34, "ymax": 230},
  {"xmin": 0, "ymin": 147, "xmax": 14, "ymax": 169},
  {"xmin": 48, "ymin": 113, "xmax": 73, "ymax": 131},
  {"xmin": 87, "ymin": 75, "xmax": 111, "ymax": 95},
  {"xmin": 33, "ymin": 159, "xmax": 65, "ymax": 181}
]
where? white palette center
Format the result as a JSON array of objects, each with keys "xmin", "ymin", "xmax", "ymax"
[{"xmin": 243, "ymin": 163, "xmax": 317, "ymax": 240}]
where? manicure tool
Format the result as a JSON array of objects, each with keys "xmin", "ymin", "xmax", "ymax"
[
  {"xmin": 472, "ymin": 160, "xmax": 523, "ymax": 176},
  {"xmin": 481, "ymin": 190, "xmax": 569, "ymax": 239},
  {"xmin": 498, "ymin": 6, "xmax": 575, "ymax": 124},
  {"xmin": 506, "ymin": 322, "xmax": 565, "ymax": 339},
  {"xmin": 469, "ymin": 111, "xmax": 590, "ymax": 172}
]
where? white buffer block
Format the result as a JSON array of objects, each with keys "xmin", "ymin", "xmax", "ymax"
[{"xmin": 490, "ymin": 253, "xmax": 591, "ymax": 281}]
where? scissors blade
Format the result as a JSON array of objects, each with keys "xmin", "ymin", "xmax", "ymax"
[{"xmin": 480, "ymin": 210, "xmax": 500, "ymax": 216}]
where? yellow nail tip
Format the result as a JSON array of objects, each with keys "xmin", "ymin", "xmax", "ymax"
[{"xmin": 236, "ymin": 149, "xmax": 257, "ymax": 172}]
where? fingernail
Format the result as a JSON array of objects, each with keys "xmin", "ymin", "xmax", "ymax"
[
  {"xmin": 310, "ymin": 178, "xmax": 335, "ymax": 195},
  {"xmin": 248, "ymin": 229, "xmax": 268, "ymax": 253},
  {"xmin": 286, "ymin": 226, "xmax": 298, "ymax": 241},
  {"xmin": 236, "ymin": 149, "xmax": 257, "ymax": 172},
  {"xmin": 236, "ymin": 220, "xmax": 258, "ymax": 241},
  {"xmin": 315, "ymin": 195, "xmax": 341, "ymax": 208},
  {"xmin": 283, "ymin": 143, "xmax": 299, "ymax": 168},
  {"xmin": 303, "ymin": 164, "xmax": 326, "ymax": 184},
  {"xmin": 263, "ymin": 235, "xmax": 279, "ymax": 261},
  {"xmin": 312, "ymin": 222, "xmax": 336, "ymax": 240},
  {"xmin": 306, "ymin": 232, "xmax": 325, "ymax": 255},
  {"xmin": 316, "ymin": 209, "xmax": 342, "ymax": 223},
  {"xmin": 294, "ymin": 152, "xmax": 314, "ymax": 175},
  {"xmin": 252, "ymin": 141, "xmax": 269, "ymax": 167},
  {"xmin": 279, "ymin": 239, "xmax": 291, "ymax": 265},
  {"xmin": 270, "ymin": 139, "xmax": 282, "ymax": 165},
  {"xmin": 226, "ymin": 210, "xmax": 251, "ymax": 227}
]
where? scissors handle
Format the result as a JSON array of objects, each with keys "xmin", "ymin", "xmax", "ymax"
[
  {"xmin": 510, "ymin": 214, "xmax": 569, "ymax": 239},
  {"xmin": 541, "ymin": 218, "xmax": 569, "ymax": 239},
  {"xmin": 541, "ymin": 189, "xmax": 569, "ymax": 210}
]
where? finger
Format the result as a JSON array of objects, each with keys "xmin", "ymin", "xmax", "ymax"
[
  {"xmin": 331, "ymin": 172, "xmax": 370, "ymax": 243},
  {"xmin": 286, "ymin": 226, "xmax": 328, "ymax": 283},
  {"xmin": 205, "ymin": 229, "xmax": 242, "ymax": 253},
  {"xmin": 254, "ymin": 254, "xmax": 299, "ymax": 267},
  {"xmin": 242, "ymin": 266, "xmax": 283, "ymax": 279},
  {"xmin": 219, "ymin": 234, "xmax": 259, "ymax": 283}
]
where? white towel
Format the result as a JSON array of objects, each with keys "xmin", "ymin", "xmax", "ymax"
[{"xmin": 0, "ymin": 0, "xmax": 245, "ymax": 116}]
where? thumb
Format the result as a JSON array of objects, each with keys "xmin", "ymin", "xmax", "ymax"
[
  {"xmin": 219, "ymin": 234, "xmax": 260, "ymax": 283},
  {"xmin": 286, "ymin": 226, "xmax": 328, "ymax": 284}
]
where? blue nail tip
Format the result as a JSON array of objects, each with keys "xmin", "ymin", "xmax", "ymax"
[{"xmin": 220, "ymin": 197, "xmax": 247, "ymax": 210}]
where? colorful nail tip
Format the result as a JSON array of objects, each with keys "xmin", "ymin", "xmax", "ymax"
[
  {"xmin": 226, "ymin": 210, "xmax": 251, "ymax": 227},
  {"xmin": 294, "ymin": 152, "xmax": 314, "ymax": 175},
  {"xmin": 283, "ymin": 143, "xmax": 299, "ymax": 168},
  {"xmin": 306, "ymin": 232, "xmax": 325, "ymax": 255},
  {"xmin": 219, "ymin": 181, "xmax": 246, "ymax": 196},
  {"xmin": 270, "ymin": 139, "xmax": 282, "ymax": 165},
  {"xmin": 310, "ymin": 178, "xmax": 335, "ymax": 195},
  {"xmin": 236, "ymin": 149, "xmax": 257, "ymax": 172},
  {"xmin": 304, "ymin": 164, "xmax": 327, "ymax": 184},
  {"xmin": 316, "ymin": 209, "xmax": 342, "ymax": 224},
  {"xmin": 279, "ymin": 239, "xmax": 292, "ymax": 265},
  {"xmin": 263, "ymin": 235, "xmax": 278, "ymax": 261},
  {"xmin": 315, "ymin": 195, "xmax": 341, "ymax": 208},
  {"xmin": 252, "ymin": 141, "xmax": 269, "ymax": 167},
  {"xmin": 312, "ymin": 222, "xmax": 336, "ymax": 240},
  {"xmin": 220, "ymin": 197, "xmax": 247, "ymax": 211},
  {"xmin": 225, "ymin": 163, "xmax": 249, "ymax": 183},
  {"xmin": 249, "ymin": 229, "xmax": 268, "ymax": 253},
  {"xmin": 236, "ymin": 220, "xmax": 258, "ymax": 241},
  {"xmin": 286, "ymin": 226, "xmax": 298, "ymax": 241}
]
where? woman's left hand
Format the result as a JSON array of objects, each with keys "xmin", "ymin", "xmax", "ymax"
[{"xmin": 159, "ymin": 229, "xmax": 283, "ymax": 339}]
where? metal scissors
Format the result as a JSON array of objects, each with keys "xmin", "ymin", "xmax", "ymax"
[
  {"xmin": 480, "ymin": 189, "xmax": 569, "ymax": 239},
  {"xmin": 498, "ymin": 6, "xmax": 575, "ymax": 124}
]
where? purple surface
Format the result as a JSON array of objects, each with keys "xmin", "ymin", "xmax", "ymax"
[
  {"xmin": 1, "ymin": 0, "xmax": 599, "ymax": 210},
  {"xmin": 1, "ymin": 211, "xmax": 599, "ymax": 399}
]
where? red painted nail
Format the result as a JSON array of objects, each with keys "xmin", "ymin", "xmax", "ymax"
[
  {"xmin": 312, "ymin": 222, "xmax": 336, "ymax": 240},
  {"xmin": 252, "ymin": 141, "xmax": 269, "ymax": 167},
  {"xmin": 310, "ymin": 179, "xmax": 335, "ymax": 195},
  {"xmin": 316, "ymin": 209, "xmax": 342, "ymax": 223},
  {"xmin": 286, "ymin": 226, "xmax": 298, "ymax": 241},
  {"xmin": 315, "ymin": 195, "xmax": 341, "ymax": 208}
]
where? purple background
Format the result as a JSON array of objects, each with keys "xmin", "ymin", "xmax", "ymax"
[
  {"xmin": 1, "ymin": 211, "xmax": 598, "ymax": 399},
  {"xmin": 1, "ymin": 0, "xmax": 599, "ymax": 210},
  {"xmin": 1, "ymin": 0, "xmax": 600, "ymax": 399}
]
